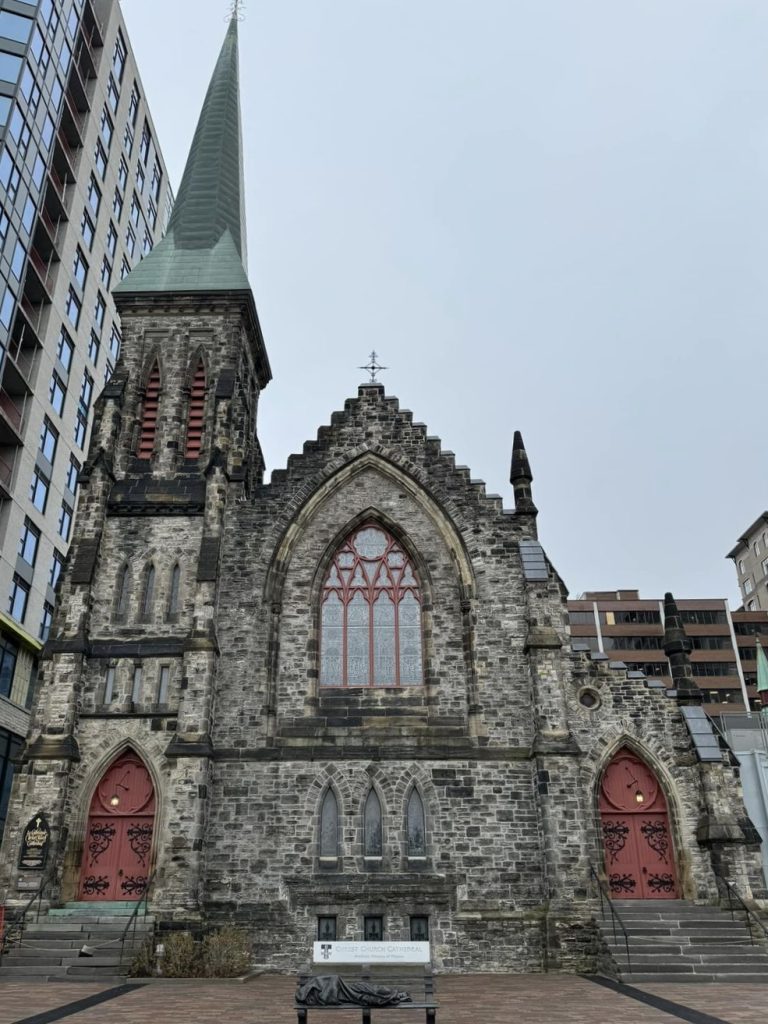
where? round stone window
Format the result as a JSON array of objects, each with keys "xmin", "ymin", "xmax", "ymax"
[{"xmin": 579, "ymin": 689, "xmax": 601, "ymax": 710}]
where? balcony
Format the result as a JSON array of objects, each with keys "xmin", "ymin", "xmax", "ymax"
[
  {"xmin": 82, "ymin": 0, "xmax": 105, "ymax": 50},
  {"xmin": 0, "ymin": 349, "xmax": 32, "ymax": 399},
  {"xmin": 52, "ymin": 131, "xmax": 78, "ymax": 185},
  {"xmin": 33, "ymin": 208, "xmax": 63, "ymax": 265},
  {"xmin": 60, "ymin": 96, "xmax": 84, "ymax": 150},
  {"xmin": 67, "ymin": 60, "xmax": 91, "ymax": 114},
  {"xmin": 0, "ymin": 388, "xmax": 24, "ymax": 445},
  {"xmin": 44, "ymin": 169, "xmax": 70, "ymax": 222},
  {"xmin": 23, "ymin": 247, "xmax": 56, "ymax": 305},
  {"xmin": 0, "ymin": 449, "xmax": 14, "ymax": 500}
]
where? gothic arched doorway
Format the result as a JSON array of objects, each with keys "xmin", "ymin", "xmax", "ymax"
[
  {"xmin": 78, "ymin": 751, "xmax": 155, "ymax": 901},
  {"xmin": 599, "ymin": 747, "xmax": 678, "ymax": 899}
]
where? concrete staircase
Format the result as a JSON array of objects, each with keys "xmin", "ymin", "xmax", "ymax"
[
  {"xmin": 0, "ymin": 902, "xmax": 153, "ymax": 983},
  {"xmin": 598, "ymin": 899, "xmax": 768, "ymax": 983}
]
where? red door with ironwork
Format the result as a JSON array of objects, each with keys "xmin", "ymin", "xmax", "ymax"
[
  {"xmin": 79, "ymin": 751, "xmax": 155, "ymax": 901},
  {"xmin": 599, "ymin": 747, "xmax": 678, "ymax": 899}
]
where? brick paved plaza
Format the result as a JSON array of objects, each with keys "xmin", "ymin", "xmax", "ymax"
[{"xmin": 0, "ymin": 976, "xmax": 767, "ymax": 1024}]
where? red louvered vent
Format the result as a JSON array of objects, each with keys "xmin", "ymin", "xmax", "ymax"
[
  {"xmin": 184, "ymin": 360, "xmax": 207, "ymax": 459},
  {"xmin": 137, "ymin": 362, "xmax": 161, "ymax": 460}
]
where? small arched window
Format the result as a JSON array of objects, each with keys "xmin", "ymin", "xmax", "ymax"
[
  {"xmin": 167, "ymin": 563, "xmax": 181, "ymax": 616},
  {"xmin": 320, "ymin": 524, "xmax": 423, "ymax": 687},
  {"xmin": 319, "ymin": 788, "xmax": 339, "ymax": 859},
  {"xmin": 364, "ymin": 788, "xmax": 383, "ymax": 858},
  {"xmin": 137, "ymin": 361, "xmax": 161, "ymax": 459},
  {"xmin": 184, "ymin": 359, "xmax": 206, "ymax": 459},
  {"xmin": 142, "ymin": 565, "xmax": 155, "ymax": 617},
  {"xmin": 406, "ymin": 788, "xmax": 426, "ymax": 857},
  {"xmin": 116, "ymin": 565, "xmax": 130, "ymax": 618}
]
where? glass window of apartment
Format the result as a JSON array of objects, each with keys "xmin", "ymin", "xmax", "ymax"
[
  {"xmin": 107, "ymin": 74, "xmax": 120, "ymax": 113},
  {"xmin": 87, "ymin": 175, "xmax": 101, "ymax": 215},
  {"xmin": 0, "ymin": 638, "xmax": 18, "ymax": 699},
  {"xmin": 142, "ymin": 231, "xmax": 152, "ymax": 255},
  {"xmin": 19, "ymin": 64, "xmax": 40, "ymax": 112},
  {"xmin": 8, "ymin": 575, "xmax": 29, "ymax": 623},
  {"xmin": 112, "ymin": 187, "xmax": 123, "ymax": 221},
  {"xmin": 30, "ymin": 467, "xmax": 49, "ymax": 512},
  {"xmin": 93, "ymin": 293, "xmax": 106, "ymax": 330},
  {"xmin": 125, "ymin": 224, "xmax": 135, "ymax": 257},
  {"xmin": 30, "ymin": 152, "xmax": 45, "ymax": 190},
  {"xmin": 9, "ymin": 108, "xmax": 31, "ymax": 157},
  {"xmin": 147, "ymin": 200, "xmax": 158, "ymax": 230},
  {"xmin": 49, "ymin": 549, "xmax": 64, "ymax": 589},
  {"xmin": 39, "ymin": 601, "xmax": 53, "ymax": 642},
  {"xmin": 57, "ymin": 328, "xmax": 74, "ymax": 371},
  {"xmin": 0, "ymin": 206, "xmax": 9, "ymax": 247},
  {"xmin": 120, "ymin": 257, "xmax": 130, "ymax": 280},
  {"xmin": 104, "ymin": 359, "xmax": 114, "ymax": 384},
  {"xmin": 136, "ymin": 162, "xmax": 145, "ymax": 194},
  {"xmin": 109, "ymin": 324, "xmax": 121, "ymax": 361},
  {"xmin": 58, "ymin": 37, "xmax": 71, "ymax": 74},
  {"xmin": 106, "ymin": 221, "xmax": 117, "ymax": 257},
  {"xmin": 128, "ymin": 84, "xmax": 140, "ymax": 126},
  {"xmin": 10, "ymin": 241, "xmax": 25, "ymax": 280},
  {"xmin": 39, "ymin": 416, "xmax": 58, "ymax": 462},
  {"xmin": 81, "ymin": 208, "xmax": 95, "ymax": 250},
  {"xmin": 118, "ymin": 157, "xmax": 128, "ymax": 191},
  {"xmin": 66, "ymin": 6, "xmax": 78, "ymax": 38},
  {"xmin": 123, "ymin": 124, "xmax": 133, "ymax": 157},
  {"xmin": 100, "ymin": 255, "xmax": 112, "ymax": 288},
  {"xmin": 761, "ymin": 558, "xmax": 768, "ymax": 579},
  {"xmin": 65, "ymin": 287, "xmax": 81, "ymax": 328},
  {"xmin": 88, "ymin": 330, "xmax": 99, "ymax": 364},
  {"xmin": 0, "ymin": 12, "xmax": 34, "ymax": 43},
  {"xmin": 73, "ymin": 246, "xmax": 88, "ymax": 289},
  {"xmin": 42, "ymin": 0, "xmax": 59, "ymax": 33},
  {"xmin": 66, "ymin": 455, "xmax": 80, "ymax": 494},
  {"xmin": 41, "ymin": 113, "xmax": 54, "ymax": 151},
  {"xmin": 31, "ymin": 28, "xmax": 50, "ymax": 74},
  {"xmin": 100, "ymin": 106, "xmax": 113, "ymax": 149},
  {"xmin": 50, "ymin": 75, "xmax": 62, "ymax": 111},
  {"xmin": 74, "ymin": 409, "xmax": 87, "ymax": 448},
  {"xmin": 151, "ymin": 164, "xmax": 162, "ymax": 202},
  {"xmin": 0, "ymin": 51, "xmax": 23, "ymax": 84},
  {"xmin": 113, "ymin": 31, "xmax": 127, "ymax": 82},
  {"xmin": 19, "ymin": 518, "xmax": 40, "ymax": 566},
  {"xmin": 0, "ymin": 95, "xmax": 10, "ymax": 126},
  {"xmin": 80, "ymin": 370, "xmax": 93, "ymax": 411},
  {"xmin": 49, "ymin": 371, "xmax": 66, "ymax": 414},
  {"xmin": 58, "ymin": 501, "xmax": 73, "ymax": 542},
  {"xmin": 21, "ymin": 197, "xmax": 34, "ymax": 234},
  {"xmin": 0, "ymin": 151, "xmax": 20, "ymax": 200},
  {"xmin": 140, "ymin": 121, "xmax": 151, "ymax": 165},
  {"xmin": 745, "ymin": 578, "xmax": 754, "ymax": 595},
  {"xmin": 94, "ymin": 140, "xmax": 107, "ymax": 179},
  {"xmin": 130, "ymin": 192, "xmax": 141, "ymax": 227},
  {"xmin": 0, "ymin": 286, "xmax": 15, "ymax": 328}
]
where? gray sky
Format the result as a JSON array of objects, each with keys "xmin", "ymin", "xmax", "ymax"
[{"xmin": 122, "ymin": 0, "xmax": 768, "ymax": 604}]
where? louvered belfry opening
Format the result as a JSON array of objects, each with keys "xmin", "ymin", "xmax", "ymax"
[
  {"xmin": 185, "ymin": 360, "xmax": 207, "ymax": 459},
  {"xmin": 137, "ymin": 362, "xmax": 161, "ymax": 460}
]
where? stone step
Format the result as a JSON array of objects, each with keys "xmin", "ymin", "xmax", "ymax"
[
  {"xmin": 625, "ymin": 972, "xmax": 768, "ymax": 984},
  {"xmin": 23, "ymin": 926, "xmax": 151, "ymax": 940},
  {"xmin": 5, "ymin": 938, "xmax": 143, "ymax": 952},
  {"xmin": 0, "ymin": 965, "xmax": 69, "ymax": 978},
  {"xmin": 614, "ymin": 953, "xmax": 768, "ymax": 966},
  {"xmin": 1, "ymin": 955, "xmax": 123, "ymax": 968},
  {"xmin": 605, "ymin": 943, "xmax": 767, "ymax": 957}
]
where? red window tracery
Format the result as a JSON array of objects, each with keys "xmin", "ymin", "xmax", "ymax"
[
  {"xmin": 137, "ymin": 361, "xmax": 160, "ymax": 460},
  {"xmin": 184, "ymin": 359, "xmax": 206, "ymax": 459},
  {"xmin": 320, "ymin": 524, "xmax": 423, "ymax": 687}
]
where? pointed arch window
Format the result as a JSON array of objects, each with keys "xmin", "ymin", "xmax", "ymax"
[
  {"xmin": 137, "ymin": 361, "xmax": 160, "ymax": 459},
  {"xmin": 142, "ymin": 564, "xmax": 155, "ymax": 617},
  {"xmin": 184, "ymin": 359, "xmax": 206, "ymax": 459},
  {"xmin": 406, "ymin": 788, "xmax": 426, "ymax": 857},
  {"xmin": 167, "ymin": 563, "xmax": 181, "ymax": 616},
  {"xmin": 320, "ymin": 524, "xmax": 423, "ymax": 687},
  {"xmin": 364, "ymin": 788, "xmax": 383, "ymax": 858},
  {"xmin": 115, "ymin": 564, "xmax": 130, "ymax": 618},
  {"xmin": 319, "ymin": 788, "xmax": 339, "ymax": 860}
]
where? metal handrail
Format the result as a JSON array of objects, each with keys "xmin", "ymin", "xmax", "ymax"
[
  {"xmin": 119, "ymin": 869, "xmax": 157, "ymax": 971},
  {"xmin": 0, "ymin": 869, "xmax": 54, "ymax": 963},
  {"xmin": 590, "ymin": 864, "xmax": 631, "ymax": 976},
  {"xmin": 714, "ymin": 874, "xmax": 768, "ymax": 946}
]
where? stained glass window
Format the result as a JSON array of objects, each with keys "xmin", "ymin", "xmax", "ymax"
[
  {"xmin": 364, "ymin": 789, "xmax": 383, "ymax": 857},
  {"xmin": 407, "ymin": 788, "xmax": 426, "ymax": 857},
  {"xmin": 319, "ymin": 788, "xmax": 339, "ymax": 859},
  {"xmin": 319, "ymin": 524, "xmax": 423, "ymax": 687}
]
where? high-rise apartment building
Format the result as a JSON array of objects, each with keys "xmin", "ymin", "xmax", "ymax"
[
  {"xmin": 0, "ymin": 0, "xmax": 172, "ymax": 838},
  {"xmin": 727, "ymin": 513, "xmax": 768, "ymax": 612},
  {"xmin": 567, "ymin": 590, "xmax": 768, "ymax": 716}
]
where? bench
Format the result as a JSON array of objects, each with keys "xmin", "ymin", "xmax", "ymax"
[{"xmin": 295, "ymin": 941, "xmax": 438, "ymax": 1024}]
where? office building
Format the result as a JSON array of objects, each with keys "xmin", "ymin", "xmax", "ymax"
[
  {"xmin": 567, "ymin": 590, "xmax": 768, "ymax": 716},
  {"xmin": 727, "ymin": 513, "xmax": 768, "ymax": 612},
  {"xmin": 0, "ymin": 0, "xmax": 172, "ymax": 839}
]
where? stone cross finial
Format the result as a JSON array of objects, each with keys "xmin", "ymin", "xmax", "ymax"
[
  {"xmin": 359, "ymin": 351, "xmax": 387, "ymax": 384},
  {"xmin": 228, "ymin": 0, "xmax": 245, "ymax": 20}
]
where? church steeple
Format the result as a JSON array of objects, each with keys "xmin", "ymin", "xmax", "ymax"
[{"xmin": 115, "ymin": 17, "xmax": 251, "ymax": 295}]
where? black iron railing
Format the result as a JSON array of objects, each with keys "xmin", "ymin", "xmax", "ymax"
[
  {"xmin": 119, "ymin": 869, "xmax": 156, "ymax": 972},
  {"xmin": 0, "ymin": 870, "xmax": 53, "ymax": 965},
  {"xmin": 714, "ymin": 874, "xmax": 768, "ymax": 946},
  {"xmin": 590, "ymin": 863, "xmax": 631, "ymax": 976}
]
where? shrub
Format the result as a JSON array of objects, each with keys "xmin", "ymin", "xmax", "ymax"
[
  {"xmin": 161, "ymin": 930, "xmax": 202, "ymax": 977},
  {"xmin": 202, "ymin": 926, "xmax": 252, "ymax": 978}
]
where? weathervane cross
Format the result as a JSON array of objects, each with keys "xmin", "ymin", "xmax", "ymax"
[
  {"xmin": 359, "ymin": 351, "xmax": 387, "ymax": 384},
  {"xmin": 228, "ymin": 0, "xmax": 246, "ymax": 20}
]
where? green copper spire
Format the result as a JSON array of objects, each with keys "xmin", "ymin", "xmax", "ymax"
[{"xmin": 115, "ymin": 17, "xmax": 250, "ymax": 295}]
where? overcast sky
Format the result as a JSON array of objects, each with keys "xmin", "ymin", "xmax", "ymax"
[{"xmin": 121, "ymin": 0, "xmax": 768, "ymax": 604}]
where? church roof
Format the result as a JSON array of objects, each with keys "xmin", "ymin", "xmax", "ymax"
[{"xmin": 114, "ymin": 17, "xmax": 250, "ymax": 296}]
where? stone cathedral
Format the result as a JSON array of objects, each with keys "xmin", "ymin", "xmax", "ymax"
[{"xmin": 0, "ymin": 20, "xmax": 764, "ymax": 974}]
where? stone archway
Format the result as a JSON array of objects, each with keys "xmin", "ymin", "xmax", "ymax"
[
  {"xmin": 599, "ymin": 746, "xmax": 679, "ymax": 899},
  {"xmin": 78, "ymin": 750, "xmax": 155, "ymax": 901}
]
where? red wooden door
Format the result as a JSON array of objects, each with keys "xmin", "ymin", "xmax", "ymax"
[
  {"xmin": 79, "ymin": 752, "xmax": 155, "ymax": 901},
  {"xmin": 599, "ymin": 748, "xmax": 678, "ymax": 899}
]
